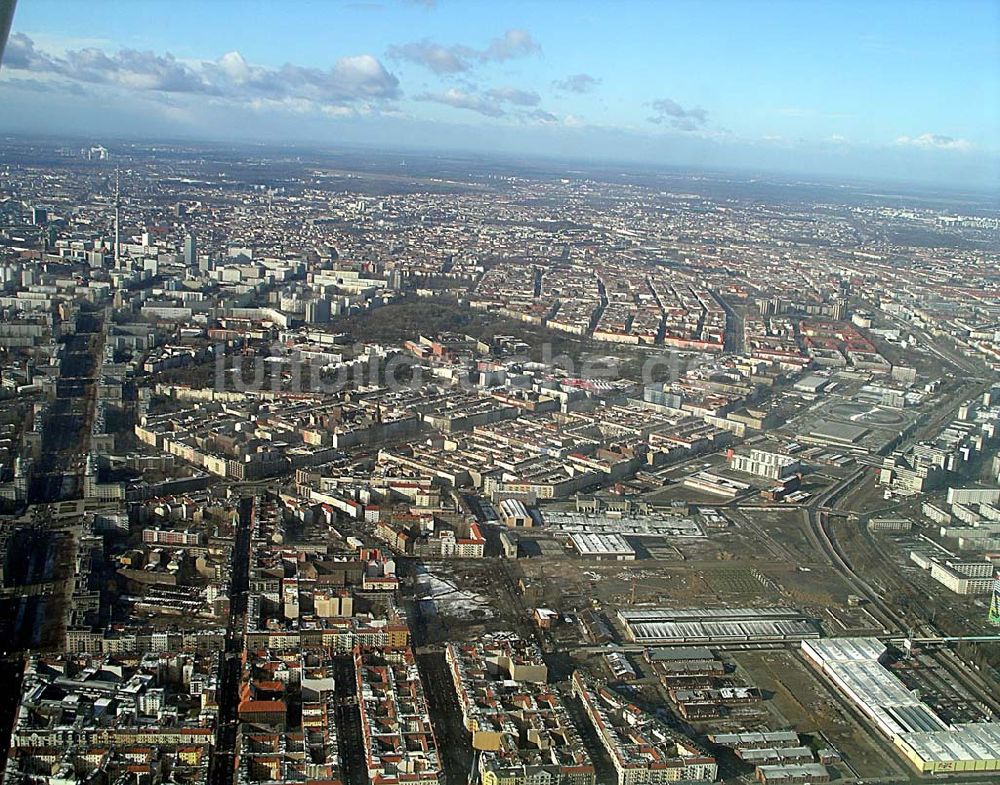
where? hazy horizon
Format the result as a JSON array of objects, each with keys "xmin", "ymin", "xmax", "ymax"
[{"xmin": 4, "ymin": 129, "xmax": 999, "ymax": 209}]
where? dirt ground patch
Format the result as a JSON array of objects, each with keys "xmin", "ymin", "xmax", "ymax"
[{"xmin": 732, "ymin": 650, "xmax": 909, "ymax": 781}]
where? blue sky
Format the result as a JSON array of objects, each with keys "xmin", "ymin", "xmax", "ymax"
[{"xmin": 1, "ymin": 0, "xmax": 997, "ymax": 187}]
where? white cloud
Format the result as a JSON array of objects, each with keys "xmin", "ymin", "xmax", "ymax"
[
  {"xmin": 482, "ymin": 29, "xmax": 540, "ymax": 62},
  {"xmin": 417, "ymin": 84, "xmax": 544, "ymax": 117},
  {"xmin": 416, "ymin": 87, "xmax": 505, "ymax": 117},
  {"xmin": 388, "ymin": 28, "xmax": 540, "ymax": 74},
  {"xmin": 486, "ymin": 86, "xmax": 539, "ymax": 107},
  {"xmin": 216, "ymin": 51, "xmax": 253, "ymax": 82},
  {"xmin": 553, "ymin": 73, "xmax": 599, "ymax": 93},
  {"xmin": 648, "ymin": 97, "xmax": 708, "ymax": 131},
  {"xmin": 385, "ymin": 41, "xmax": 467, "ymax": 74},
  {"xmin": 527, "ymin": 109, "xmax": 559, "ymax": 124},
  {"xmin": 3, "ymin": 33, "xmax": 400, "ymax": 109},
  {"xmin": 895, "ymin": 133, "xmax": 971, "ymax": 152}
]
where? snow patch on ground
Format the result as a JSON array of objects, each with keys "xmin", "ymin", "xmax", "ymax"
[{"xmin": 415, "ymin": 564, "xmax": 495, "ymax": 620}]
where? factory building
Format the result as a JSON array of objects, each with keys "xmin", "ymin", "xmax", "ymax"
[
  {"xmin": 802, "ymin": 638, "xmax": 1000, "ymax": 774},
  {"xmin": 498, "ymin": 497, "xmax": 532, "ymax": 528},
  {"xmin": 569, "ymin": 532, "xmax": 636, "ymax": 561},
  {"xmin": 618, "ymin": 607, "xmax": 819, "ymax": 645}
]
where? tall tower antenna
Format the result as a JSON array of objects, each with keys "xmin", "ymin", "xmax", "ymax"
[
  {"xmin": 0, "ymin": 1, "xmax": 17, "ymax": 70},
  {"xmin": 114, "ymin": 168, "xmax": 121, "ymax": 269}
]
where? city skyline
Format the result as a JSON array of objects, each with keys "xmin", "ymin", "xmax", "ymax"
[
  {"xmin": 0, "ymin": 0, "xmax": 997, "ymax": 188},
  {"xmin": 0, "ymin": 63, "xmax": 999, "ymax": 785}
]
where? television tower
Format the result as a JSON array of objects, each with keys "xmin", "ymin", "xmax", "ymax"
[
  {"xmin": 114, "ymin": 168, "xmax": 121, "ymax": 269},
  {"xmin": 0, "ymin": 1, "xmax": 17, "ymax": 69}
]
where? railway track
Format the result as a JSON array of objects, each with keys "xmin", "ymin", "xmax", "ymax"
[{"xmin": 804, "ymin": 468, "xmax": 903, "ymax": 631}]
